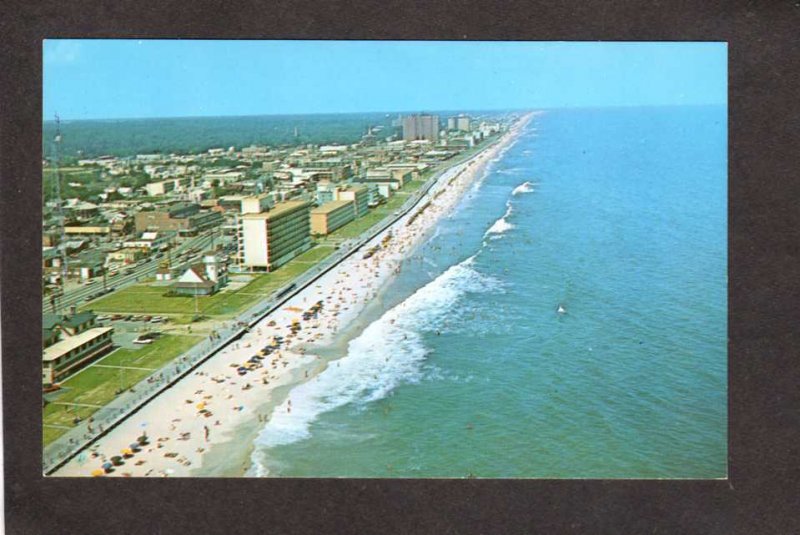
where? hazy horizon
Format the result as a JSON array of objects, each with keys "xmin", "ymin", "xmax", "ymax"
[{"xmin": 41, "ymin": 103, "xmax": 724, "ymax": 124}]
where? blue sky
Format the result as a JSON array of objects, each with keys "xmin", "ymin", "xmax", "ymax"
[{"xmin": 43, "ymin": 40, "xmax": 727, "ymax": 120}]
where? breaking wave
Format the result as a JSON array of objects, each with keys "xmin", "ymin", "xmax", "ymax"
[
  {"xmin": 512, "ymin": 181, "xmax": 536, "ymax": 196},
  {"xmin": 249, "ymin": 255, "xmax": 500, "ymax": 475},
  {"xmin": 484, "ymin": 200, "xmax": 515, "ymax": 237}
]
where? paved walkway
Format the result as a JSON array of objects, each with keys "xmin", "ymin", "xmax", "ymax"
[
  {"xmin": 49, "ymin": 401, "xmax": 106, "ymax": 409},
  {"xmin": 92, "ymin": 364, "xmax": 157, "ymax": 372}
]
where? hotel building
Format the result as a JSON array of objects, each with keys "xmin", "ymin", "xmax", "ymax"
[
  {"xmin": 402, "ymin": 114, "xmax": 440, "ymax": 142},
  {"xmin": 335, "ymin": 186, "xmax": 370, "ymax": 219},
  {"xmin": 310, "ymin": 200, "xmax": 355, "ymax": 236},
  {"xmin": 239, "ymin": 200, "xmax": 312, "ymax": 271}
]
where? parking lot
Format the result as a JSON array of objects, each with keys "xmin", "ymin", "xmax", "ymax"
[{"xmin": 96, "ymin": 315, "xmax": 172, "ymax": 348}]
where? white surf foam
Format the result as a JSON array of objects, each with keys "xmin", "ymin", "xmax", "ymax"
[
  {"xmin": 249, "ymin": 256, "xmax": 500, "ymax": 475},
  {"xmin": 512, "ymin": 181, "xmax": 536, "ymax": 196},
  {"xmin": 497, "ymin": 167, "xmax": 524, "ymax": 175},
  {"xmin": 484, "ymin": 200, "xmax": 515, "ymax": 237}
]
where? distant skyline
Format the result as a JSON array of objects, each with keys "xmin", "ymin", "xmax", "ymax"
[{"xmin": 43, "ymin": 40, "xmax": 727, "ymax": 121}]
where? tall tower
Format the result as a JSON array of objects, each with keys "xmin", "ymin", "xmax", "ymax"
[{"xmin": 52, "ymin": 114, "xmax": 69, "ymax": 311}]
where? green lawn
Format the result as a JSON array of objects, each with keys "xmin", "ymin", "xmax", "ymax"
[
  {"xmin": 81, "ymin": 245, "xmax": 337, "ymax": 317},
  {"xmin": 404, "ymin": 179, "xmax": 427, "ymax": 192},
  {"xmin": 100, "ymin": 335, "xmax": 200, "ymax": 369},
  {"xmin": 43, "ymin": 334, "xmax": 199, "ymax": 445}
]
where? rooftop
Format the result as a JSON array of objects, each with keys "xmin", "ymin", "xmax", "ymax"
[
  {"xmin": 43, "ymin": 327, "xmax": 113, "ymax": 362},
  {"xmin": 338, "ymin": 185, "xmax": 368, "ymax": 194},
  {"xmin": 310, "ymin": 200, "xmax": 353, "ymax": 215},
  {"xmin": 241, "ymin": 200, "xmax": 311, "ymax": 221}
]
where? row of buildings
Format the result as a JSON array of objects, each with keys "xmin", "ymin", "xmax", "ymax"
[{"xmin": 43, "ymin": 113, "xmax": 508, "ymax": 285}]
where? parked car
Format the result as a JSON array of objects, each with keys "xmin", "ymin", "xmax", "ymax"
[{"xmin": 133, "ymin": 337, "xmax": 153, "ymax": 345}]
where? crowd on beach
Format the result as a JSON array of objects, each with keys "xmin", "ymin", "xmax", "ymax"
[{"xmin": 57, "ymin": 115, "xmax": 531, "ymax": 478}]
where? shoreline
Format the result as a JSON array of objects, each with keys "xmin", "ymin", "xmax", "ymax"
[{"xmin": 54, "ymin": 113, "xmax": 532, "ymax": 478}]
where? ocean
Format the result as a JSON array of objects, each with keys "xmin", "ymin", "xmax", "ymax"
[{"xmin": 248, "ymin": 106, "xmax": 727, "ymax": 478}]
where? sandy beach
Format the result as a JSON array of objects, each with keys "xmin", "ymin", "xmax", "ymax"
[{"xmin": 55, "ymin": 113, "xmax": 532, "ymax": 478}]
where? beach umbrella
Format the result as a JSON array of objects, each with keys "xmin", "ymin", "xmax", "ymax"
[
  {"xmin": 137, "ymin": 435, "xmax": 149, "ymax": 445},
  {"xmin": 196, "ymin": 402, "xmax": 206, "ymax": 410},
  {"xmin": 111, "ymin": 455, "xmax": 124, "ymax": 465},
  {"xmin": 121, "ymin": 448, "xmax": 134, "ymax": 457},
  {"xmin": 130, "ymin": 443, "xmax": 141, "ymax": 451},
  {"xmin": 91, "ymin": 469, "xmax": 105, "ymax": 477},
  {"xmin": 102, "ymin": 462, "xmax": 113, "ymax": 472}
]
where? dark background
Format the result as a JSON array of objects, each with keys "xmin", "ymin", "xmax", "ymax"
[{"xmin": 2, "ymin": 1, "xmax": 799, "ymax": 533}]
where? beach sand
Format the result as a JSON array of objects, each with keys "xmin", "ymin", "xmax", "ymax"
[{"xmin": 55, "ymin": 113, "xmax": 532, "ymax": 478}]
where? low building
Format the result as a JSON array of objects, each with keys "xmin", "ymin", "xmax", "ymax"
[
  {"xmin": 335, "ymin": 186, "xmax": 369, "ymax": 219},
  {"xmin": 123, "ymin": 231, "xmax": 172, "ymax": 252},
  {"xmin": 310, "ymin": 200, "xmax": 355, "ymax": 236},
  {"xmin": 67, "ymin": 201, "xmax": 100, "ymax": 219},
  {"xmin": 64, "ymin": 225, "xmax": 111, "ymax": 236},
  {"xmin": 171, "ymin": 251, "xmax": 229, "ymax": 296},
  {"xmin": 68, "ymin": 251, "xmax": 107, "ymax": 280},
  {"xmin": 240, "ymin": 200, "xmax": 312, "ymax": 272},
  {"xmin": 107, "ymin": 247, "xmax": 146, "ymax": 264},
  {"xmin": 384, "ymin": 162, "xmax": 425, "ymax": 181},
  {"xmin": 110, "ymin": 217, "xmax": 134, "ymax": 237},
  {"xmin": 42, "ymin": 247, "xmax": 60, "ymax": 269},
  {"xmin": 357, "ymin": 167, "xmax": 411, "ymax": 192},
  {"xmin": 145, "ymin": 177, "xmax": 191, "ymax": 197},
  {"xmin": 134, "ymin": 202, "xmax": 223, "ymax": 236},
  {"xmin": 42, "ymin": 310, "xmax": 114, "ymax": 385}
]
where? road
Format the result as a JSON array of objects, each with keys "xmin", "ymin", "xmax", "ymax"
[
  {"xmin": 43, "ymin": 231, "xmax": 220, "ymax": 312},
  {"xmin": 43, "ymin": 128, "xmax": 514, "ymax": 474}
]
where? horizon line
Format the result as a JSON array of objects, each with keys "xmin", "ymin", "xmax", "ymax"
[{"xmin": 42, "ymin": 103, "xmax": 725, "ymax": 123}]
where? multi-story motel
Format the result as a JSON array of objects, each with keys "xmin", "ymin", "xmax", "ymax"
[
  {"xmin": 334, "ymin": 186, "xmax": 370, "ymax": 219},
  {"xmin": 134, "ymin": 202, "xmax": 224, "ymax": 236},
  {"xmin": 42, "ymin": 310, "xmax": 114, "ymax": 386},
  {"xmin": 239, "ymin": 200, "xmax": 312, "ymax": 272},
  {"xmin": 310, "ymin": 200, "xmax": 356, "ymax": 236}
]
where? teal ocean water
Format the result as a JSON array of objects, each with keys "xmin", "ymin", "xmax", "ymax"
[{"xmin": 250, "ymin": 106, "xmax": 727, "ymax": 478}]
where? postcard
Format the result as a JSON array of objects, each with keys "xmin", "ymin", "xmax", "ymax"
[{"xmin": 41, "ymin": 40, "xmax": 727, "ymax": 478}]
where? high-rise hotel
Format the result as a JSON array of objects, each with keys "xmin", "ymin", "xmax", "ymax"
[
  {"xmin": 402, "ymin": 114, "xmax": 440, "ymax": 142},
  {"xmin": 239, "ymin": 200, "xmax": 312, "ymax": 272}
]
